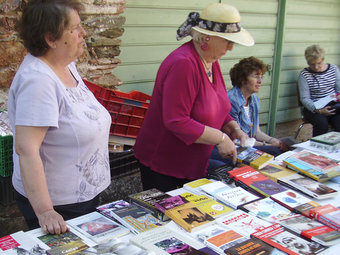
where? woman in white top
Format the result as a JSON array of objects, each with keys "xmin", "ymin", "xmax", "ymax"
[{"xmin": 8, "ymin": 0, "xmax": 111, "ymax": 234}]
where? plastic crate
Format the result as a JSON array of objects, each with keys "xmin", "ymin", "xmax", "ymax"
[
  {"xmin": 0, "ymin": 176, "xmax": 15, "ymax": 206},
  {"xmin": 109, "ymin": 149, "xmax": 139, "ymax": 179},
  {"xmin": 83, "ymin": 79, "xmax": 151, "ymax": 138},
  {"xmin": 0, "ymin": 135, "xmax": 13, "ymax": 177}
]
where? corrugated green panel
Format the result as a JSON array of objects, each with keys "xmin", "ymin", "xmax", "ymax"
[
  {"xmin": 286, "ymin": 0, "xmax": 340, "ymax": 16},
  {"xmin": 286, "ymin": 15, "xmax": 340, "ymax": 29}
]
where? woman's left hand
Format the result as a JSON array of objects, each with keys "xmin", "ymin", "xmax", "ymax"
[
  {"xmin": 269, "ymin": 138, "xmax": 281, "ymax": 147},
  {"xmin": 231, "ymin": 128, "xmax": 248, "ymax": 147}
]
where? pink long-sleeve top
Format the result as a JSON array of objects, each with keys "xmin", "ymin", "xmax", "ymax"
[{"xmin": 133, "ymin": 40, "xmax": 233, "ymax": 180}]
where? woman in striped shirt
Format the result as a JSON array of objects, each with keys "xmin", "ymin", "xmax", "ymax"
[{"xmin": 298, "ymin": 44, "xmax": 340, "ymax": 137}]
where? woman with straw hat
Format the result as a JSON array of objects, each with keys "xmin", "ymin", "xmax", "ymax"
[{"xmin": 134, "ymin": 3, "xmax": 254, "ymax": 192}]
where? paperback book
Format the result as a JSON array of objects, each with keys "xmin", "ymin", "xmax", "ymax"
[
  {"xmin": 236, "ymin": 146, "xmax": 274, "ymax": 170},
  {"xmin": 270, "ymin": 189, "xmax": 321, "ymax": 217},
  {"xmin": 216, "ymin": 209, "xmax": 272, "ymax": 237},
  {"xmin": 190, "ymin": 224, "xmax": 248, "ymax": 254},
  {"xmin": 278, "ymin": 214, "xmax": 340, "ymax": 246},
  {"xmin": 183, "ymin": 178, "xmax": 214, "ymax": 196},
  {"xmin": 283, "ymin": 150, "xmax": 340, "ymax": 182},
  {"xmin": 0, "ymin": 231, "xmax": 47, "ymax": 255},
  {"xmin": 260, "ymin": 162, "xmax": 296, "ymax": 182},
  {"xmin": 310, "ymin": 131, "xmax": 340, "ymax": 152},
  {"xmin": 309, "ymin": 204, "xmax": 340, "ymax": 231},
  {"xmin": 179, "ymin": 192, "xmax": 233, "ymax": 218},
  {"xmin": 206, "ymin": 164, "xmax": 234, "ymax": 184},
  {"xmin": 251, "ymin": 223, "xmax": 328, "ymax": 255},
  {"xmin": 155, "ymin": 195, "xmax": 215, "ymax": 232},
  {"xmin": 96, "ymin": 200, "xmax": 163, "ymax": 235},
  {"xmin": 213, "ymin": 186, "xmax": 260, "ymax": 209},
  {"xmin": 278, "ymin": 173, "xmax": 338, "ymax": 199},
  {"xmin": 240, "ymin": 197, "xmax": 297, "ymax": 224},
  {"xmin": 229, "ymin": 165, "xmax": 287, "ymax": 197},
  {"xmin": 128, "ymin": 188, "xmax": 171, "ymax": 221},
  {"xmin": 66, "ymin": 211, "xmax": 130, "ymax": 244},
  {"xmin": 224, "ymin": 238, "xmax": 288, "ymax": 255},
  {"xmin": 199, "ymin": 180, "xmax": 232, "ymax": 198},
  {"xmin": 130, "ymin": 225, "xmax": 219, "ymax": 255}
]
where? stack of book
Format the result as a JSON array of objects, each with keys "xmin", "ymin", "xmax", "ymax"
[
  {"xmin": 309, "ymin": 131, "xmax": 340, "ymax": 152},
  {"xmin": 236, "ymin": 146, "xmax": 274, "ymax": 170}
]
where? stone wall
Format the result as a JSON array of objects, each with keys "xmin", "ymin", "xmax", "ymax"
[{"xmin": 0, "ymin": 0, "xmax": 126, "ymax": 105}]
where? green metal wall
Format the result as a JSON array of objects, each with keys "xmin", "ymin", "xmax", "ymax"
[{"xmin": 114, "ymin": 0, "xmax": 340, "ymax": 134}]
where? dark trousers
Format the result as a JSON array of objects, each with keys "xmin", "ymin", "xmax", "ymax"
[
  {"xmin": 139, "ymin": 162, "xmax": 192, "ymax": 192},
  {"xmin": 15, "ymin": 190, "xmax": 100, "ymax": 230},
  {"xmin": 303, "ymin": 108, "xmax": 340, "ymax": 137}
]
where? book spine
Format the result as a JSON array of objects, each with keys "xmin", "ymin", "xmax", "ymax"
[
  {"xmin": 318, "ymin": 215, "xmax": 340, "ymax": 231},
  {"xmin": 285, "ymin": 164, "xmax": 322, "ymax": 182}
]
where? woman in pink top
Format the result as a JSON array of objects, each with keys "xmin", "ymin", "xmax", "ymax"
[{"xmin": 134, "ymin": 3, "xmax": 254, "ymax": 192}]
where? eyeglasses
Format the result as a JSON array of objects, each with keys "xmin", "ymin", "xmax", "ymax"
[{"xmin": 250, "ymin": 74, "xmax": 264, "ymax": 80}]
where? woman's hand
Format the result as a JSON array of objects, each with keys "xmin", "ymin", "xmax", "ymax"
[
  {"xmin": 38, "ymin": 209, "xmax": 69, "ymax": 234},
  {"xmin": 216, "ymin": 135, "xmax": 237, "ymax": 165},
  {"xmin": 230, "ymin": 128, "xmax": 248, "ymax": 147},
  {"xmin": 269, "ymin": 137, "xmax": 281, "ymax": 147},
  {"xmin": 318, "ymin": 106, "xmax": 336, "ymax": 116}
]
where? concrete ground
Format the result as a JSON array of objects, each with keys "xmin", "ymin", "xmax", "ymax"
[{"xmin": 0, "ymin": 119, "xmax": 313, "ymax": 237}]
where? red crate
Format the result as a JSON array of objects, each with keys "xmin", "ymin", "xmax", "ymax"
[{"xmin": 83, "ymin": 79, "xmax": 151, "ymax": 138}]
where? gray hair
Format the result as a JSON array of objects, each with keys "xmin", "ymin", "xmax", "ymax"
[{"xmin": 305, "ymin": 45, "xmax": 325, "ymax": 63}]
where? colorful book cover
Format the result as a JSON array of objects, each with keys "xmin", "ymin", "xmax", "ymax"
[
  {"xmin": 96, "ymin": 200, "xmax": 163, "ymax": 234},
  {"xmin": 270, "ymin": 189, "xmax": 320, "ymax": 216},
  {"xmin": 155, "ymin": 195, "xmax": 215, "ymax": 232},
  {"xmin": 240, "ymin": 197, "xmax": 297, "ymax": 224},
  {"xmin": 309, "ymin": 204, "xmax": 340, "ymax": 231},
  {"xmin": 183, "ymin": 178, "xmax": 214, "ymax": 195},
  {"xmin": 278, "ymin": 214, "xmax": 340, "ymax": 246},
  {"xmin": 128, "ymin": 188, "xmax": 171, "ymax": 221},
  {"xmin": 46, "ymin": 240, "xmax": 88, "ymax": 255},
  {"xmin": 283, "ymin": 150, "xmax": 340, "ymax": 182},
  {"xmin": 236, "ymin": 147, "xmax": 274, "ymax": 170},
  {"xmin": 278, "ymin": 173, "xmax": 338, "ymax": 199},
  {"xmin": 310, "ymin": 131, "xmax": 340, "ymax": 152},
  {"xmin": 216, "ymin": 209, "xmax": 271, "ymax": 237},
  {"xmin": 251, "ymin": 223, "xmax": 328, "ymax": 255},
  {"xmin": 224, "ymin": 238, "xmax": 287, "ymax": 255},
  {"xmin": 229, "ymin": 166, "xmax": 287, "ymax": 197},
  {"xmin": 214, "ymin": 186, "xmax": 260, "ymax": 209},
  {"xmin": 66, "ymin": 211, "xmax": 130, "ymax": 244},
  {"xmin": 180, "ymin": 192, "xmax": 233, "ymax": 218},
  {"xmin": 191, "ymin": 224, "xmax": 248, "ymax": 254},
  {"xmin": 0, "ymin": 231, "xmax": 47, "ymax": 255},
  {"xmin": 260, "ymin": 163, "xmax": 296, "ymax": 182}
]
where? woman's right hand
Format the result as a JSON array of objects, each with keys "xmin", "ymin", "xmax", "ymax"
[
  {"xmin": 38, "ymin": 209, "xmax": 69, "ymax": 234},
  {"xmin": 216, "ymin": 135, "xmax": 237, "ymax": 165},
  {"xmin": 319, "ymin": 106, "xmax": 336, "ymax": 116}
]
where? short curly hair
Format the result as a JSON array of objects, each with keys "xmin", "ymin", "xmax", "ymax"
[
  {"xmin": 304, "ymin": 45, "xmax": 325, "ymax": 64},
  {"xmin": 18, "ymin": 0, "xmax": 84, "ymax": 57},
  {"xmin": 229, "ymin": 56, "xmax": 266, "ymax": 88}
]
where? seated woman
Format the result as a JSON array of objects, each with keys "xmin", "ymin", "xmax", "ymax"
[
  {"xmin": 298, "ymin": 44, "xmax": 340, "ymax": 137},
  {"xmin": 227, "ymin": 56, "xmax": 286, "ymax": 157}
]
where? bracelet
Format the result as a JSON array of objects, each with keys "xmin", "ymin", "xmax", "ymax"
[{"xmin": 217, "ymin": 133, "xmax": 227, "ymax": 146}]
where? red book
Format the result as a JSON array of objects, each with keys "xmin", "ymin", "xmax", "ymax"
[
  {"xmin": 309, "ymin": 204, "xmax": 340, "ymax": 231},
  {"xmin": 251, "ymin": 223, "xmax": 328, "ymax": 255},
  {"xmin": 228, "ymin": 166, "xmax": 287, "ymax": 197}
]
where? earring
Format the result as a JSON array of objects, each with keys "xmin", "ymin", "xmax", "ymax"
[{"xmin": 201, "ymin": 43, "xmax": 208, "ymax": 51}]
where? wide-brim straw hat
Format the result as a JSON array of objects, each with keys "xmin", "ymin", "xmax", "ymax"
[{"xmin": 177, "ymin": 3, "xmax": 254, "ymax": 47}]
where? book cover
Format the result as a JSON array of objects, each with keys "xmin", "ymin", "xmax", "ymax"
[
  {"xmin": 283, "ymin": 150, "xmax": 340, "ymax": 182},
  {"xmin": 96, "ymin": 200, "xmax": 163, "ymax": 234},
  {"xmin": 216, "ymin": 209, "xmax": 272, "ymax": 237},
  {"xmin": 278, "ymin": 214, "xmax": 340, "ymax": 246},
  {"xmin": 260, "ymin": 163, "xmax": 296, "ymax": 182},
  {"xmin": 66, "ymin": 211, "xmax": 130, "ymax": 244},
  {"xmin": 309, "ymin": 204, "xmax": 340, "ymax": 231},
  {"xmin": 229, "ymin": 166, "xmax": 287, "ymax": 197},
  {"xmin": 251, "ymin": 223, "xmax": 328, "ymax": 255},
  {"xmin": 199, "ymin": 181, "xmax": 232, "ymax": 198},
  {"xmin": 190, "ymin": 224, "xmax": 248, "ymax": 254},
  {"xmin": 278, "ymin": 173, "xmax": 338, "ymax": 199},
  {"xmin": 214, "ymin": 186, "xmax": 260, "ymax": 209},
  {"xmin": 130, "ymin": 225, "xmax": 216, "ymax": 255},
  {"xmin": 0, "ymin": 231, "xmax": 47, "ymax": 255},
  {"xmin": 46, "ymin": 240, "xmax": 88, "ymax": 255},
  {"xmin": 270, "ymin": 189, "xmax": 320, "ymax": 217},
  {"xmin": 206, "ymin": 164, "xmax": 234, "ymax": 184},
  {"xmin": 128, "ymin": 188, "xmax": 171, "ymax": 221},
  {"xmin": 236, "ymin": 147, "xmax": 274, "ymax": 170},
  {"xmin": 155, "ymin": 195, "xmax": 215, "ymax": 232},
  {"xmin": 310, "ymin": 131, "xmax": 340, "ymax": 152},
  {"xmin": 224, "ymin": 238, "xmax": 287, "ymax": 255},
  {"xmin": 183, "ymin": 178, "xmax": 214, "ymax": 196},
  {"xmin": 240, "ymin": 197, "xmax": 297, "ymax": 224},
  {"xmin": 180, "ymin": 192, "xmax": 233, "ymax": 218}
]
